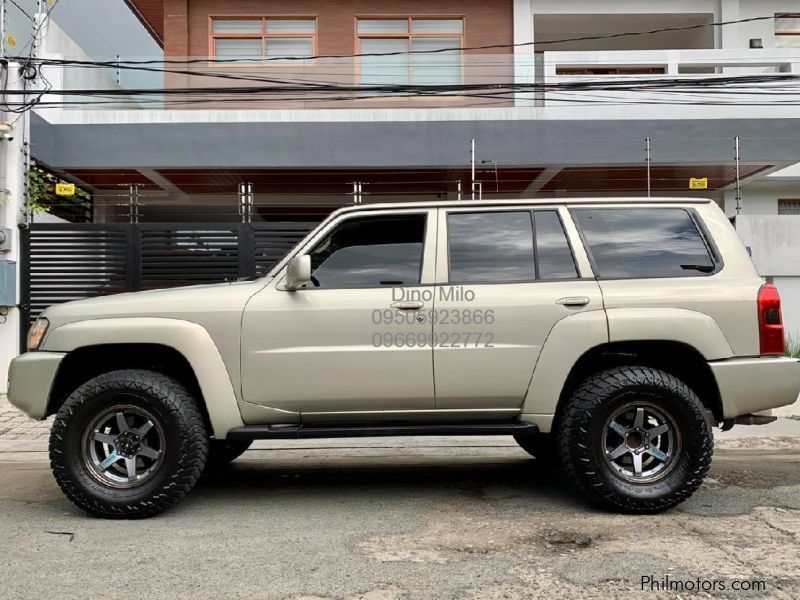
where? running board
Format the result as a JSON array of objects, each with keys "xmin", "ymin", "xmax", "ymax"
[{"xmin": 226, "ymin": 422, "xmax": 538, "ymax": 441}]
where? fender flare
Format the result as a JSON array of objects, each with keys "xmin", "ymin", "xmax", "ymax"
[
  {"xmin": 520, "ymin": 308, "xmax": 733, "ymax": 433},
  {"xmin": 42, "ymin": 317, "xmax": 244, "ymax": 438},
  {"xmin": 520, "ymin": 310, "xmax": 608, "ymax": 431}
]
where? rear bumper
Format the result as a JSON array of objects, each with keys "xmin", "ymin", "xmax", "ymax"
[
  {"xmin": 709, "ymin": 356, "xmax": 800, "ymax": 419},
  {"xmin": 6, "ymin": 351, "xmax": 65, "ymax": 420}
]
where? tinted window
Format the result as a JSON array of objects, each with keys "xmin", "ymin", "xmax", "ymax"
[
  {"xmin": 573, "ymin": 208, "xmax": 715, "ymax": 279},
  {"xmin": 309, "ymin": 215, "xmax": 425, "ymax": 288},
  {"xmin": 448, "ymin": 212, "xmax": 535, "ymax": 283},
  {"xmin": 534, "ymin": 211, "xmax": 578, "ymax": 279}
]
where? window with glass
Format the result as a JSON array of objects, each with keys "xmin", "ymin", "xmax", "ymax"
[
  {"xmin": 572, "ymin": 208, "xmax": 716, "ymax": 279},
  {"xmin": 211, "ymin": 18, "xmax": 316, "ymax": 60},
  {"xmin": 778, "ymin": 199, "xmax": 800, "ymax": 215},
  {"xmin": 775, "ymin": 14, "xmax": 800, "ymax": 47},
  {"xmin": 357, "ymin": 18, "xmax": 463, "ymax": 88},
  {"xmin": 308, "ymin": 215, "xmax": 426, "ymax": 288},
  {"xmin": 447, "ymin": 210, "xmax": 578, "ymax": 284}
]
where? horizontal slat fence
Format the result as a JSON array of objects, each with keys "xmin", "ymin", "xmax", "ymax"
[{"xmin": 19, "ymin": 221, "xmax": 320, "ymax": 349}]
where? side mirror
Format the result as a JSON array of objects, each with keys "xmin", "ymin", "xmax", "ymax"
[{"xmin": 284, "ymin": 255, "xmax": 311, "ymax": 290}]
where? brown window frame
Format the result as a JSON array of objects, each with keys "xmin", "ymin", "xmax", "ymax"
[
  {"xmin": 209, "ymin": 16, "xmax": 318, "ymax": 62},
  {"xmin": 775, "ymin": 13, "xmax": 800, "ymax": 44},
  {"xmin": 355, "ymin": 16, "xmax": 465, "ymax": 86}
]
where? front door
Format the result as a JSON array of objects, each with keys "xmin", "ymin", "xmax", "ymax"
[
  {"xmin": 433, "ymin": 206, "xmax": 603, "ymax": 409},
  {"xmin": 241, "ymin": 209, "xmax": 437, "ymax": 417}
]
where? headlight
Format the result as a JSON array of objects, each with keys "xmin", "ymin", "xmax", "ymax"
[{"xmin": 27, "ymin": 317, "xmax": 49, "ymax": 351}]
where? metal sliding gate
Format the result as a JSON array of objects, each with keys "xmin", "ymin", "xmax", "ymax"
[{"xmin": 18, "ymin": 221, "xmax": 319, "ymax": 349}]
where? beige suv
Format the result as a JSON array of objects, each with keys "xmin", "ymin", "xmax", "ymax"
[{"xmin": 8, "ymin": 198, "xmax": 800, "ymax": 518}]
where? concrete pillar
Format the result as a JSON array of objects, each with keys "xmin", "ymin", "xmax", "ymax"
[
  {"xmin": 0, "ymin": 64, "xmax": 27, "ymax": 393},
  {"xmin": 716, "ymin": 0, "xmax": 742, "ymax": 49},
  {"xmin": 513, "ymin": 0, "xmax": 535, "ymax": 106}
]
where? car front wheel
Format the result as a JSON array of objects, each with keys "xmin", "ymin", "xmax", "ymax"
[
  {"xmin": 49, "ymin": 369, "xmax": 209, "ymax": 519},
  {"xmin": 557, "ymin": 366, "xmax": 713, "ymax": 513}
]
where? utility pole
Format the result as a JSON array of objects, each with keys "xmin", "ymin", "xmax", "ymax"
[
  {"xmin": 734, "ymin": 136, "xmax": 742, "ymax": 215},
  {"xmin": 0, "ymin": 63, "xmax": 28, "ymax": 392},
  {"xmin": 645, "ymin": 137, "xmax": 652, "ymax": 198},
  {"xmin": 470, "ymin": 139, "xmax": 476, "ymax": 200}
]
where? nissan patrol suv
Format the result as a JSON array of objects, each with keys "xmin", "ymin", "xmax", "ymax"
[{"xmin": 8, "ymin": 198, "xmax": 800, "ymax": 518}]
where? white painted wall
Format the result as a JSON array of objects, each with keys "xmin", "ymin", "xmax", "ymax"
[
  {"xmin": 0, "ymin": 71, "xmax": 27, "ymax": 394},
  {"xmin": 524, "ymin": 1, "xmax": 800, "ymax": 49},
  {"xmin": 775, "ymin": 276, "xmax": 800, "ymax": 341}
]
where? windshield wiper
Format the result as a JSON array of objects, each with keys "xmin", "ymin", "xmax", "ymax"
[{"xmin": 680, "ymin": 264, "xmax": 715, "ymax": 273}]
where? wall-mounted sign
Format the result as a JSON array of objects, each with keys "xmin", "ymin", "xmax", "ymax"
[
  {"xmin": 55, "ymin": 183, "xmax": 76, "ymax": 196},
  {"xmin": 6, "ymin": 34, "xmax": 16, "ymax": 49},
  {"xmin": 689, "ymin": 177, "xmax": 708, "ymax": 190}
]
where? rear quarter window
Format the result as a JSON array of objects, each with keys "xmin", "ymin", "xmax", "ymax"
[{"xmin": 571, "ymin": 208, "xmax": 716, "ymax": 279}]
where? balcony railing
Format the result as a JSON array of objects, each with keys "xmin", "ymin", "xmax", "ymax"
[{"xmin": 30, "ymin": 49, "xmax": 800, "ymax": 112}]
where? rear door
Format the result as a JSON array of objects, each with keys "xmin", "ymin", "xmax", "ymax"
[{"xmin": 432, "ymin": 206, "xmax": 603, "ymax": 410}]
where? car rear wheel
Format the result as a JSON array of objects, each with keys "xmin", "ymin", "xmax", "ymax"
[
  {"xmin": 557, "ymin": 366, "xmax": 713, "ymax": 513},
  {"xmin": 49, "ymin": 369, "xmax": 209, "ymax": 519}
]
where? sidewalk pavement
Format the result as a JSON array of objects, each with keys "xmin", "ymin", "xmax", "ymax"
[{"xmin": 3, "ymin": 393, "xmax": 800, "ymax": 463}]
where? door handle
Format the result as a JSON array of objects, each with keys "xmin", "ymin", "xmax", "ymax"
[
  {"xmin": 556, "ymin": 296, "xmax": 590, "ymax": 307},
  {"xmin": 390, "ymin": 301, "xmax": 424, "ymax": 310}
]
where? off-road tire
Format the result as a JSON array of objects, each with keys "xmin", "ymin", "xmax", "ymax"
[
  {"xmin": 206, "ymin": 440, "xmax": 252, "ymax": 469},
  {"xmin": 49, "ymin": 369, "xmax": 209, "ymax": 519},
  {"xmin": 513, "ymin": 433, "xmax": 559, "ymax": 464},
  {"xmin": 557, "ymin": 366, "xmax": 713, "ymax": 513}
]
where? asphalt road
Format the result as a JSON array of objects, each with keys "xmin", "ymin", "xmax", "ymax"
[{"xmin": 0, "ymin": 439, "xmax": 799, "ymax": 599}]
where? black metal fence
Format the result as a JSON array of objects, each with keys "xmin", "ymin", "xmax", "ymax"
[{"xmin": 18, "ymin": 221, "xmax": 320, "ymax": 349}]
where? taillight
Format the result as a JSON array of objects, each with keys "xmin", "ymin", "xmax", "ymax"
[{"xmin": 758, "ymin": 284, "xmax": 785, "ymax": 355}]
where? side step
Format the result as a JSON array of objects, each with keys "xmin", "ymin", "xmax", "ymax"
[{"xmin": 227, "ymin": 422, "xmax": 538, "ymax": 441}]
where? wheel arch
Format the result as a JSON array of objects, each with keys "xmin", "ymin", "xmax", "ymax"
[
  {"xmin": 41, "ymin": 318, "xmax": 244, "ymax": 438},
  {"xmin": 554, "ymin": 340, "xmax": 724, "ymax": 427}
]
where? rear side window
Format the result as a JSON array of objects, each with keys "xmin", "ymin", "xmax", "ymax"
[
  {"xmin": 448, "ymin": 211, "xmax": 535, "ymax": 283},
  {"xmin": 572, "ymin": 208, "xmax": 716, "ymax": 279},
  {"xmin": 534, "ymin": 211, "xmax": 578, "ymax": 279},
  {"xmin": 447, "ymin": 210, "xmax": 578, "ymax": 283}
]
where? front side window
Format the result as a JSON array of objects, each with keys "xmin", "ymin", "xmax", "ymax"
[
  {"xmin": 357, "ymin": 18, "xmax": 463, "ymax": 88},
  {"xmin": 212, "ymin": 18, "xmax": 316, "ymax": 61},
  {"xmin": 775, "ymin": 13, "xmax": 800, "ymax": 47},
  {"xmin": 308, "ymin": 215, "xmax": 425, "ymax": 288},
  {"xmin": 572, "ymin": 208, "xmax": 716, "ymax": 279}
]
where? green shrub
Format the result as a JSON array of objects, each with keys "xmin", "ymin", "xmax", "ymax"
[{"xmin": 787, "ymin": 334, "xmax": 800, "ymax": 359}]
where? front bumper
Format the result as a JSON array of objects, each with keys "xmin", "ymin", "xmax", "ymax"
[
  {"xmin": 7, "ymin": 352, "xmax": 65, "ymax": 420},
  {"xmin": 709, "ymin": 356, "xmax": 800, "ymax": 419}
]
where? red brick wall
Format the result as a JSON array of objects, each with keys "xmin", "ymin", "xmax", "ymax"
[{"xmin": 164, "ymin": 0, "xmax": 514, "ymax": 57}]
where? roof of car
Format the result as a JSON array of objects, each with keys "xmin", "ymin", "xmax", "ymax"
[{"xmin": 332, "ymin": 197, "xmax": 713, "ymax": 217}]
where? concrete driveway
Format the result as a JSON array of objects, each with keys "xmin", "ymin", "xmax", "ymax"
[{"xmin": 1, "ymin": 434, "xmax": 799, "ymax": 599}]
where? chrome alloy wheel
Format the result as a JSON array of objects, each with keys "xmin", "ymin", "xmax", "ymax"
[
  {"xmin": 81, "ymin": 404, "xmax": 165, "ymax": 489},
  {"xmin": 602, "ymin": 401, "xmax": 682, "ymax": 483}
]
